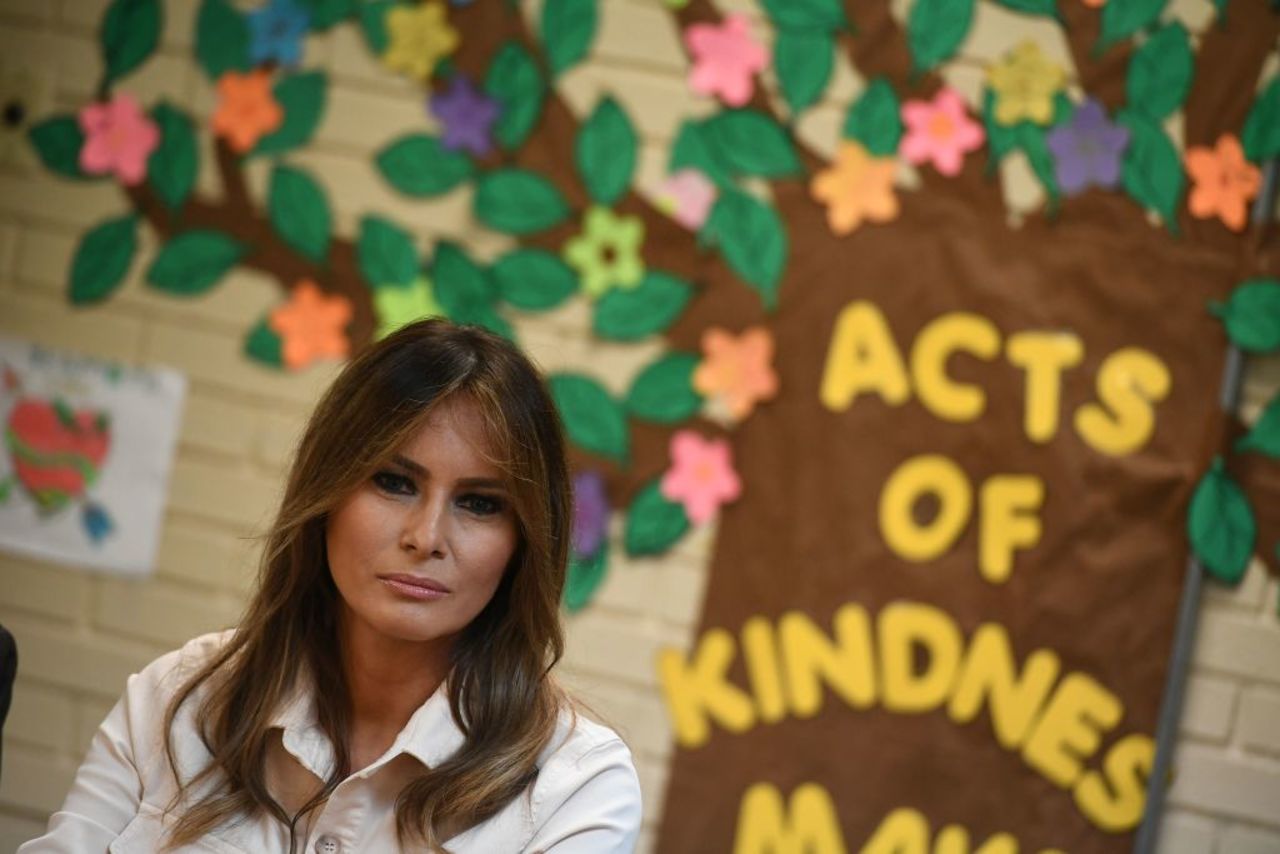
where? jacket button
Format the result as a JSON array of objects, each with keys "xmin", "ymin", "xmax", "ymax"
[{"xmin": 315, "ymin": 835, "xmax": 341, "ymax": 854}]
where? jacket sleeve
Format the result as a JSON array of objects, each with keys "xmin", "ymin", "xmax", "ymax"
[{"xmin": 524, "ymin": 736, "xmax": 643, "ymax": 854}]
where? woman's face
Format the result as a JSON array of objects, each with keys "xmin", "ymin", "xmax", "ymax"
[{"xmin": 325, "ymin": 396, "xmax": 519, "ymax": 652}]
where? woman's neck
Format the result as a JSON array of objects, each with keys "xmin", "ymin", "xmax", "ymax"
[{"xmin": 339, "ymin": 609, "xmax": 453, "ymax": 738}]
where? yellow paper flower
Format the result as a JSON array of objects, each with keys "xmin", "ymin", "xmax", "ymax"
[
  {"xmin": 374, "ymin": 275, "xmax": 445, "ymax": 339},
  {"xmin": 382, "ymin": 1, "xmax": 459, "ymax": 82},
  {"xmin": 986, "ymin": 40, "xmax": 1066, "ymax": 127},
  {"xmin": 809, "ymin": 141, "xmax": 899, "ymax": 236},
  {"xmin": 562, "ymin": 206, "xmax": 646, "ymax": 299}
]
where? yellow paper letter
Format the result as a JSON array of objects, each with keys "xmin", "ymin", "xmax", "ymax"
[
  {"xmin": 779, "ymin": 605, "xmax": 877, "ymax": 717},
  {"xmin": 1022, "ymin": 672, "xmax": 1122, "ymax": 788},
  {"xmin": 1006, "ymin": 331, "xmax": 1084, "ymax": 444},
  {"xmin": 820, "ymin": 301, "xmax": 911, "ymax": 412},
  {"xmin": 948, "ymin": 623, "xmax": 1061, "ymax": 750},
  {"xmin": 879, "ymin": 455, "xmax": 971, "ymax": 563},
  {"xmin": 734, "ymin": 782, "xmax": 847, "ymax": 854},
  {"xmin": 1074, "ymin": 347, "xmax": 1171, "ymax": 457},
  {"xmin": 880, "ymin": 602, "xmax": 963, "ymax": 713},
  {"xmin": 978, "ymin": 475, "xmax": 1045, "ymax": 584},
  {"xmin": 1074, "ymin": 733, "xmax": 1154, "ymax": 832},
  {"xmin": 658, "ymin": 628, "xmax": 756, "ymax": 748},
  {"xmin": 911, "ymin": 312, "xmax": 1001, "ymax": 423}
]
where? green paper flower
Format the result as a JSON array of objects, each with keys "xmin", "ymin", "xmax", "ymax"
[
  {"xmin": 562, "ymin": 206, "xmax": 645, "ymax": 299},
  {"xmin": 374, "ymin": 275, "xmax": 445, "ymax": 339}
]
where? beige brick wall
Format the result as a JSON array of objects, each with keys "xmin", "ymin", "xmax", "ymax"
[{"xmin": 1, "ymin": 2, "xmax": 1278, "ymax": 852}]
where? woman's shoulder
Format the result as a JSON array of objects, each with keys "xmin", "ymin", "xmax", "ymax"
[
  {"xmin": 137, "ymin": 628, "xmax": 237, "ymax": 688},
  {"xmin": 536, "ymin": 701, "xmax": 640, "ymax": 787}
]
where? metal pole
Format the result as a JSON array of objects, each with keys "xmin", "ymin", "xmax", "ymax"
[{"xmin": 1132, "ymin": 158, "xmax": 1277, "ymax": 853}]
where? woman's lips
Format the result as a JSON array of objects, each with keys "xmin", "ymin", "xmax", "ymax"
[{"xmin": 379, "ymin": 574, "xmax": 450, "ymax": 600}]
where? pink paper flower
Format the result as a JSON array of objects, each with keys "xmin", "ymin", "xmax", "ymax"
[
  {"xmin": 660, "ymin": 430, "xmax": 742, "ymax": 525},
  {"xmin": 684, "ymin": 14, "xmax": 767, "ymax": 107},
  {"xmin": 77, "ymin": 92, "xmax": 159, "ymax": 186},
  {"xmin": 900, "ymin": 88, "xmax": 985, "ymax": 177},
  {"xmin": 654, "ymin": 169, "xmax": 718, "ymax": 230}
]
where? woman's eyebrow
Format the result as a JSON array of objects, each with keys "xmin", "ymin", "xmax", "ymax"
[{"xmin": 390, "ymin": 454, "xmax": 506, "ymax": 489}]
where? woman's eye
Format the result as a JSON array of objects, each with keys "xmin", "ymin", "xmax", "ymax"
[
  {"xmin": 459, "ymin": 494, "xmax": 504, "ymax": 516},
  {"xmin": 372, "ymin": 472, "xmax": 415, "ymax": 495}
]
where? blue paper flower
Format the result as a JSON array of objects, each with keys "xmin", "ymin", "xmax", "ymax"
[{"xmin": 249, "ymin": 0, "xmax": 312, "ymax": 68}]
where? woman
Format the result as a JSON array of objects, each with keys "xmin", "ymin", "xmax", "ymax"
[{"xmin": 21, "ymin": 319, "xmax": 642, "ymax": 853}]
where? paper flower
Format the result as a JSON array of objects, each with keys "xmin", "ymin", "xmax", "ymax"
[
  {"xmin": 572, "ymin": 470, "xmax": 610, "ymax": 557},
  {"xmin": 1082, "ymin": 0, "xmax": 1106, "ymax": 6},
  {"xmin": 654, "ymin": 169, "xmax": 718, "ymax": 230},
  {"xmin": 269, "ymin": 280, "xmax": 353, "ymax": 370},
  {"xmin": 76, "ymin": 92, "xmax": 159, "ymax": 186},
  {"xmin": 660, "ymin": 431, "xmax": 742, "ymax": 525},
  {"xmin": 986, "ymin": 41, "xmax": 1066, "ymax": 127},
  {"xmin": 2, "ymin": 60, "xmax": 51, "ymax": 167},
  {"xmin": 429, "ymin": 74, "xmax": 499, "ymax": 157},
  {"xmin": 684, "ymin": 14, "xmax": 767, "ymax": 107},
  {"xmin": 562, "ymin": 206, "xmax": 645, "ymax": 298},
  {"xmin": 374, "ymin": 275, "xmax": 444, "ymax": 340},
  {"xmin": 693, "ymin": 326, "xmax": 779, "ymax": 422},
  {"xmin": 900, "ymin": 88, "xmax": 985, "ymax": 177},
  {"xmin": 211, "ymin": 70, "xmax": 284, "ymax": 153},
  {"xmin": 1185, "ymin": 134, "xmax": 1261, "ymax": 232},
  {"xmin": 382, "ymin": 1, "xmax": 459, "ymax": 82},
  {"xmin": 248, "ymin": 0, "xmax": 311, "ymax": 68},
  {"xmin": 1045, "ymin": 98, "xmax": 1129, "ymax": 195},
  {"xmin": 810, "ymin": 141, "xmax": 899, "ymax": 235}
]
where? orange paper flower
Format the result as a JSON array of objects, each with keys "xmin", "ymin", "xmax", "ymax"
[
  {"xmin": 269, "ymin": 280, "xmax": 353, "ymax": 370},
  {"xmin": 810, "ymin": 141, "xmax": 899, "ymax": 235},
  {"xmin": 1185, "ymin": 134, "xmax": 1261, "ymax": 232},
  {"xmin": 693, "ymin": 326, "xmax": 779, "ymax": 422},
  {"xmin": 211, "ymin": 70, "xmax": 284, "ymax": 153}
]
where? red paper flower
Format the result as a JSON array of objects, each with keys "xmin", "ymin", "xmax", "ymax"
[{"xmin": 77, "ymin": 92, "xmax": 159, "ymax": 186}]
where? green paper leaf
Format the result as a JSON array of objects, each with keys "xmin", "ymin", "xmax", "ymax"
[
  {"xmin": 195, "ymin": 0, "xmax": 250, "ymax": 80},
  {"xmin": 1188, "ymin": 458, "xmax": 1255, "ymax": 584},
  {"xmin": 244, "ymin": 314, "xmax": 284, "ymax": 368},
  {"xmin": 670, "ymin": 120, "xmax": 732, "ymax": 189},
  {"xmin": 983, "ymin": 89, "xmax": 1071, "ymax": 176},
  {"xmin": 359, "ymin": 0, "xmax": 393, "ymax": 55},
  {"xmin": 27, "ymin": 116, "xmax": 90, "ymax": 180},
  {"xmin": 1212, "ymin": 278, "xmax": 1280, "ymax": 353},
  {"xmin": 101, "ymin": 0, "xmax": 161, "ymax": 85},
  {"xmin": 298, "ymin": 0, "xmax": 356, "ymax": 30},
  {"xmin": 702, "ymin": 190, "xmax": 788, "ymax": 310},
  {"xmin": 1126, "ymin": 24, "xmax": 1193, "ymax": 121},
  {"xmin": 907, "ymin": 0, "xmax": 975, "ymax": 73},
  {"xmin": 485, "ymin": 42, "xmax": 546, "ymax": 152},
  {"xmin": 1213, "ymin": 0, "xmax": 1229, "ymax": 19},
  {"xmin": 576, "ymin": 97, "xmax": 636, "ymax": 206},
  {"xmin": 1236, "ymin": 392, "xmax": 1280, "ymax": 458},
  {"xmin": 625, "ymin": 352, "xmax": 702, "ymax": 424},
  {"xmin": 541, "ymin": 0, "xmax": 597, "ymax": 77},
  {"xmin": 760, "ymin": 0, "xmax": 847, "ymax": 31},
  {"xmin": 704, "ymin": 110, "xmax": 802, "ymax": 179},
  {"xmin": 431, "ymin": 240, "xmax": 496, "ymax": 318},
  {"xmin": 474, "ymin": 169, "xmax": 570, "ymax": 235},
  {"xmin": 843, "ymin": 78, "xmax": 903, "ymax": 156},
  {"xmin": 147, "ymin": 230, "xmax": 247, "ymax": 296},
  {"xmin": 593, "ymin": 271, "xmax": 694, "ymax": 341},
  {"xmin": 1097, "ymin": 0, "xmax": 1168, "ymax": 52},
  {"xmin": 147, "ymin": 103, "xmax": 198, "ymax": 210},
  {"xmin": 564, "ymin": 546, "xmax": 608, "ymax": 613},
  {"xmin": 992, "ymin": 0, "xmax": 1058, "ymax": 16},
  {"xmin": 69, "ymin": 215, "xmax": 137, "ymax": 305},
  {"xmin": 268, "ymin": 164, "xmax": 331, "ymax": 264},
  {"xmin": 376, "ymin": 134, "xmax": 474, "ymax": 197},
  {"xmin": 358, "ymin": 215, "xmax": 418, "ymax": 288},
  {"xmin": 625, "ymin": 479, "xmax": 689, "ymax": 557},
  {"xmin": 775, "ymin": 30, "xmax": 834, "ymax": 117},
  {"xmin": 1117, "ymin": 108, "xmax": 1184, "ymax": 232},
  {"xmin": 549, "ymin": 374, "xmax": 629, "ymax": 463},
  {"xmin": 1242, "ymin": 77, "xmax": 1280, "ymax": 163},
  {"xmin": 492, "ymin": 249, "xmax": 577, "ymax": 311},
  {"xmin": 1017, "ymin": 123, "xmax": 1061, "ymax": 206},
  {"xmin": 252, "ymin": 72, "xmax": 326, "ymax": 157}
]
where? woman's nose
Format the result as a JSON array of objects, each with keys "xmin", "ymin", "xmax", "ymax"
[{"xmin": 400, "ymin": 496, "xmax": 447, "ymax": 558}]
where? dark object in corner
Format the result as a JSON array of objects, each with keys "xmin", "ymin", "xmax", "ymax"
[{"xmin": 0, "ymin": 624, "xmax": 15, "ymax": 784}]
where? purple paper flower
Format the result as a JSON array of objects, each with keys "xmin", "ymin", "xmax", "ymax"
[
  {"xmin": 249, "ymin": 0, "xmax": 311, "ymax": 68},
  {"xmin": 429, "ymin": 75, "xmax": 499, "ymax": 157},
  {"xmin": 1046, "ymin": 98, "xmax": 1130, "ymax": 196},
  {"xmin": 571, "ymin": 470, "xmax": 610, "ymax": 558}
]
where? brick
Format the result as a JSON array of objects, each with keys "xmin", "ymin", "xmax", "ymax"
[
  {"xmin": 1155, "ymin": 810, "xmax": 1218, "ymax": 854},
  {"xmin": 328, "ymin": 25, "xmax": 422, "ymax": 92},
  {"xmin": 593, "ymin": 1, "xmax": 685, "ymax": 71},
  {"xmin": 1180, "ymin": 673, "xmax": 1239, "ymax": 742},
  {"xmin": 58, "ymin": 0, "xmax": 197, "ymax": 50},
  {"xmin": 0, "ymin": 290, "xmax": 144, "ymax": 363},
  {"xmin": 957, "ymin": 2, "xmax": 1073, "ymax": 70},
  {"xmin": 794, "ymin": 103, "xmax": 843, "ymax": 162},
  {"xmin": 0, "ymin": 813, "xmax": 48, "ymax": 852},
  {"xmin": 0, "ymin": 222, "xmax": 16, "ymax": 281},
  {"xmin": 999, "ymin": 150, "xmax": 1046, "ymax": 218},
  {"xmin": 1218, "ymin": 823, "xmax": 1280, "ymax": 854},
  {"xmin": 593, "ymin": 544, "xmax": 709, "ymax": 631},
  {"xmin": 5, "ymin": 679, "xmax": 75, "ymax": 752},
  {"xmin": 0, "ymin": 170, "xmax": 125, "ymax": 232},
  {"xmin": 180, "ymin": 392, "xmax": 259, "ymax": 459},
  {"xmin": 0, "ymin": 555, "xmax": 91, "ymax": 622},
  {"xmin": 1194, "ymin": 612, "xmax": 1280, "ymax": 684},
  {"xmin": 314, "ymin": 83, "xmax": 431, "ymax": 153},
  {"xmin": 0, "ymin": 743, "xmax": 78, "ymax": 814},
  {"xmin": 558, "ymin": 62, "xmax": 713, "ymax": 144},
  {"xmin": 153, "ymin": 517, "xmax": 257, "ymax": 594},
  {"xmin": 1239, "ymin": 687, "xmax": 1280, "ymax": 758},
  {"xmin": 256, "ymin": 411, "xmax": 308, "ymax": 471},
  {"xmin": 0, "ymin": 611, "xmax": 161, "ymax": 698},
  {"xmin": 1205, "ymin": 555, "xmax": 1269, "ymax": 611},
  {"xmin": 167, "ymin": 457, "xmax": 283, "ymax": 530},
  {"xmin": 515, "ymin": 324, "xmax": 667, "ymax": 398},
  {"xmin": 562, "ymin": 610, "xmax": 666, "ymax": 689},
  {"xmin": 93, "ymin": 575, "xmax": 240, "ymax": 648},
  {"xmin": 145, "ymin": 322, "xmax": 339, "ymax": 406},
  {"xmin": 1164, "ymin": 0, "xmax": 1219, "ymax": 34},
  {"xmin": 1168, "ymin": 742, "xmax": 1280, "ymax": 826},
  {"xmin": 0, "ymin": 0, "xmax": 50, "ymax": 23}
]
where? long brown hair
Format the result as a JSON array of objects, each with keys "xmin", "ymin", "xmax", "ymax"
[{"xmin": 161, "ymin": 319, "xmax": 572, "ymax": 851}]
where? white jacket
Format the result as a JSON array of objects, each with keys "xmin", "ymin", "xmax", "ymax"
[{"xmin": 19, "ymin": 630, "xmax": 642, "ymax": 853}]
